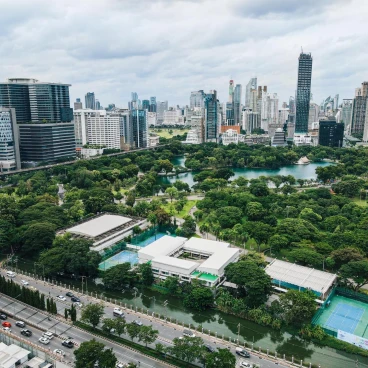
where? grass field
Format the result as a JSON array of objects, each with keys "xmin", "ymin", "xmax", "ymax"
[
  {"xmin": 353, "ymin": 197, "xmax": 368, "ymax": 207},
  {"xmin": 161, "ymin": 199, "xmax": 197, "ymax": 219},
  {"xmin": 153, "ymin": 128, "xmax": 189, "ymax": 139}
]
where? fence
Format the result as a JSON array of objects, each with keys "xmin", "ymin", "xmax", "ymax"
[
  {"xmin": 130, "ymin": 225, "xmax": 177, "ymax": 245},
  {"xmin": 101, "ymin": 241, "xmax": 126, "ymax": 261},
  {"xmin": 336, "ymin": 287, "xmax": 368, "ymax": 304}
]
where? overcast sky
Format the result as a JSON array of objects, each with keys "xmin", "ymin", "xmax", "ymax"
[{"xmin": 1, "ymin": 0, "xmax": 367, "ymax": 108}]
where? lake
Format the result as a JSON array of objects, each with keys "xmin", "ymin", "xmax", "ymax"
[{"xmin": 158, "ymin": 156, "xmax": 333, "ymax": 187}]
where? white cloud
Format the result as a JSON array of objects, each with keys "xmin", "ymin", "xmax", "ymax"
[{"xmin": 0, "ymin": 0, "xmax": 367, "ymax": 107}]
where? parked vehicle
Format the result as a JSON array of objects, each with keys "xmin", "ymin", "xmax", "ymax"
[
  {"xmin": 21, "ymin": 329, "xmax": 32, "ymax": 337},
  {"xmin": 182, "ymin": 329, "xmax": 196, "ymax": 337},
  {"xmin": 57, "ymin": 295, "xmax": 67, "ymax": 301},
  {"xmin": 6, "ymin": 271, "xmax": 16, "ymax": 278},
  {"xmin": 66, "ymin": 292, "xmax": 74, "ymax": 297},
  {"xmin": 71, "ymin": 296, "xmax": 80, "ymax": 302},
  {"xmin": 204, "ymin": 344, "xmax": 216, "ymax": 353},
  {"xmin": 236, "ymin": 347, "xmax": 250, "ymax": 358}
]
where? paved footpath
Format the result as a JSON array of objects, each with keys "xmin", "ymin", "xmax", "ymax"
[{"xmin": 0, "ymin": 268, "xmax": 293, "ymax": 368}]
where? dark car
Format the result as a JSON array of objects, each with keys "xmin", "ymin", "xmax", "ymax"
[
  {"xmin": 204, "ymin": 344, "xmax": 216, "ymax": 353},
  {"xmin": 236, "ymin": 347, "xmax": 250, "ymax": 358},
  {"xmin": 71, "ymin": 296, "xmax": 80, "ymax": 302},
  {"xmin": 66, "ymin": 292, "xmax": 74, "ymax": 297},
  {"xmin": 0, "ymin": 314, "xmax": 7, "ymax": 320},
  {"xmin": 21, "ymin": 329, "xmax": 32, "ymax": 337},
  {"xmin": 62, "ymin": 340, "xmax": 74, "ymax": 348}
]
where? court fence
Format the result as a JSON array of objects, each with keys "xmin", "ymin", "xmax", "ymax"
[
  {"xmin": 101, "ymin": 241, "xmax": 127, "ymax": 261},
  {"xmin": 130, "ymin": 225, "xmax": 177, "ymax": 245},
  {"xmin": 335, "ymin": 287, "xmax": 368, "ymax": 304}
]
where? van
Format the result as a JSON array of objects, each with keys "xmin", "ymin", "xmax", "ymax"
[
  {"xmin": 183, "ymin": 329, "xmax": 196, "ymax": 338},
  {"xmin": 6, "ymin": 271, "xmax": 16, "ymax": 278},
  {"xmin": 236, "ymin": 347, "xmax": 250, "ymax": 358},
  {"xmin": 113, "ymin": 308, "xmax": 124, "ymax": 317},
  {"xmin": 42, "ymin": 331, "xmax": 54, "ymax": 340}
]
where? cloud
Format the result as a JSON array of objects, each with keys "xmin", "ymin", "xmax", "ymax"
[{"xmin": 0, "ymin": 0, "xmax": 367, "ymax": 107}]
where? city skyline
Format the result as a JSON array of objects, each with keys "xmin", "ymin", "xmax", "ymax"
[{"xmin": 1, "ymin": 0, "xmax": 367, "ymax": 107}]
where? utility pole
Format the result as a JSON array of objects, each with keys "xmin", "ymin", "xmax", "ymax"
[
  {"xmin": 237, "ymin": 323, "xmax": 241, "ymax": 343},
  {"xmin": 81, "ymin": 276, "xmax": 87, "ymax": 295},
  {"xmin": 163, "ymin": 300, "xmax": 168, "ymax": 321}
]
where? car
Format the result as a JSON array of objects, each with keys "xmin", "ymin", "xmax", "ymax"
[
  {"xmin": 6, "ymin": 271, "xmax": 16, "ymax": 278},
  {"xmin": 132, "ymin": 320, "xmax": 143, "ymax": 326},
  {"xmin": 2, "ymin": 321, "xmax": 11, "ymax": 328},
  {"xmin": 21, "ymin": 329, "xmax": 32, "ymax": 337},
  {"xmin": 42, "ymin": 331, "xmax": 54, "ymax": 340},
  {"xmin": 57, "ymin": 295, "xmax": 67, "ymax": 301},
  {"xmin": 236, "ymin": 347, "xmax": 250, "ymax": 358},
  {"xmin": 15, "ymin": 321, "xmax": 25, "ymax": 328},
  {"xmin": 0, "ymin": 314, "xmax": 7, "ymax": 320},
  {"xmin": 73, "ymin": 302, "xmax": 83, "ymax": 308},
  {"xmin": 182, "ymin": 329, "xmax": 196, "ymax": 338},
  {"xmin": 2, "ymin": 327, "xmax": 11, "ymax": 332},
  {"xmin": 54, "ymin": 349, "xmax": 65, "ymax": 356},
  {"xmin": 39, "ymin": 337, "xmax": 50, "ymax": 345},
  {"xmin": 66, "ymin": 292, "xmax": 74, "ymax": 297},
  {"xmin": 20, "ymin": 280, "xmax": 29, "ymax": 286},
  {"xmin": 239, "ymin": 362, "xmax": 253, "ymax": 367},
  {"xmin": 71, "ymin": 296, "xmax": 80, "ymax": 302},
  {"xmin": 204, "ymin": 344, "xmax": 216, "ymax": 353},
  {"xmin": 116, "ymin": 364, "xmax": 128, "ymax": 368},
  {"xmin": 62, "ymin": 340, "xmax": 74, "ymax": 348}
]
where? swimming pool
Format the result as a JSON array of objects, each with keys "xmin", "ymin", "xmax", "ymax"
[{"xmin": 99, "ymin": 250, "xmax": 139, "ymax": 271}]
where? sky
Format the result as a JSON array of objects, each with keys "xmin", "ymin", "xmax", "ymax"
[{"xmin": 1, "ymin": 0, "xmax": 367, "ymax": 108}]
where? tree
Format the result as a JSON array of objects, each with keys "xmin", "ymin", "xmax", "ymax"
[
  {"xmin": 126, "ymin": 322, "xmax": 141, "ymax": 341},
  {"xmin": 183, "ymin": 286, "xmax": 214, "ymax": 311},
  {"xmin": 299, "ymin": 208, "xmax": 322, "ymax": 225},
  {"xmin": 269, "ymin": 234, "xmax": 289, "ymax": 252},
  {"xmin": 330, "ymin": 247, "xmax": 364, "ymax": 269},
  {"xmin": 74, "ymin": 339, "xmax": 117, "ymax": 368},
  {"xmin": 288, "ymin": 248, "xmax": 324, "ymax": 268},
  {"xmin": 216, "ymin": 206, "xmax": 243, "ymax": 229},
  {"xmin": 340, "ymin": 260, "xmax": 368, "ymax": 290},
  {"xmin": 70, "ymin": 303, "xmax": 77, "ymax": 322},
  {"xmin": 126, "ymin": 193, "xmax": 136, "ymax": 207},
  {"xmin": 81, "ymin": 303, "xmax": 105, "ymax": 329},
  {"xmin": 279, "ymin": 290, "xmax": 316, "ymax": 326},
  {"xmin": 21, "ymin": 222, "xmax": 56, "ymax": 254},
  {"xmin": 102, "ymin": 318, "xmax": 116, "ymax": 335},
  {"xmin": 165, "ymin": 187, "xmax": 179, "ymax": 202},
  {"xmin": 245, "ymin": 202, "xmax": 266, "ymax": 221},
  {"xmin": 169, "ymin": 336, "xmax": 204, "ymax": 363},
  {"xmin": 64, "ymin": 308, "xmax": 69, "ymax": 320},
  {"xmin": 206, "ymin": 348, "xmax": 236, "ymax": 368},
  {"xmin": 139, "ymin": 263, "xmax": 154, "ymax": 286},
  {"xmin": 244, "ymin": 221, "xmax": 274, "ymax": 252},
  {"xmin": 225, "ymin": 260, "xmax": 272, "ymax": 308},
  {"xmin": 102, "ymin": 263, "xmax": 136, "ymax": 290},
  {"xmin": 113, "ymin": 317, "xmax": 126, "ymax": 337},
  {"xmin": 138, "ymin": 325, "xmax": 159, "ymax": 346},
  {"xmin": 163, "ymin": 276, "xmax": 181, "ymax": 295},
  {"xmin": 297, "ymin": 179, "xmax": 305, "ymax": 187}
]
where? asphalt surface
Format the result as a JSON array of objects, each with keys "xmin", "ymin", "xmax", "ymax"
[{"xmin": 0, "ymin": 270, "xmax": 288, "ymax": 368}]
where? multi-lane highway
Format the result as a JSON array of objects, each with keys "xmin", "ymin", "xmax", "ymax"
[{"xmin": 0, "ymin": 269, "xmax": 289, "ymax": 368}]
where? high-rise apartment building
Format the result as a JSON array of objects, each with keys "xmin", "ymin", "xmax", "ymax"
[
  {"xmin": 245, "ymin": 78, "xmax": 257, "ymax": 109},
  {"xmin": 0, "ymin": 108, "xmax": 20, "ymax": 171},
  {"xmin": 74, "ymin": 98, "xmax": 82, "ymax": 110},
  {"xmin": 289, "ymin": 96, "xmax": 296, "ymax": 114},
  {"xmin": 142, "ymin": 100, "xmax": 150, "ymax": 111},
  {"xmin": 204, "ymin": 90, "xmax": 219, "ymax": 142},
  {"xmin": 351, "ymin": 82, "xmax": 368, "ymax": 136},
  {"xmin": 85, "ymin": 92, "xmax": 96, "ymax": 109},
  {"xmin": 341, "ymin": 99, "xmax": 353, "ymax": 133},
  {"xmin": 157, "ymin": 101, "xmax": 168, "ymax": 124},
  {"xmin": 295, "ymin": 52, "xmax": 313, "ymax": 133},
  {"xmin": 261, "ymin": 92, "xmax": 279, "ymax": 132},
  {"xmin": 190, "ymin": 90, "xmax": 205, "ymax": 109},
  {"xmin": 95, "ymin": 99, "xmax": 101, "ymax": 110},
  {"xmin": 242, "ymin": 109, "xmax": 260, "ymax": 133},
  {"xmin": 0, "ymin": 78, "xmax": 72, "ymax": 123},
  {"xmin": 257, "ymin": 86, "xmax": 267, "ymax": 114},
  {"xmin": 225, "ymin": 102, "xmax": 234, "ymax": 125},
  {"xmin": 233, "ymin": 84, "xmax": 242, "ymax": 125},
  {"xmin": 129, "ymin": 109, "xmax": 148, "ymax": 148},
  {"xmin": 308, "ymin": 102, "xmax": 320, "ymax": 128}
]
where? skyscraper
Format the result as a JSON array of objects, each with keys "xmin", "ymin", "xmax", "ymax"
[
  {"xmin": 95, "ymin": 99, "xmax": 101, "ymax": 110},
  {"xmin": 0, "ymin": 78, "xmax": 72, "ymax": 123},
  {"xmin": 149, "ymin": 97, "xmax": 157, "ymax": 112},
  {"xmin": 0, "ymin": 108, "xmax": 20, "ymax": 171},
  {"xmin": 157, "ymin": 101, "xmax": 168, "ymax": 124},
  {"xmin": 130, "ymin": 109, "xmax": 148, "ymax": 148},
  {"xmin": 295, "ymin": 52, "xmax": 313, "ymax": 133},
  {"xmin": 233, "ymin": 84, "xmax": 242, "ymax": 125},
  {"xmin": 190, "ymin": 90, "xmax": 205, "ymax": 109},
  {"xmin": 228, "ymin": 80, "xmax": 234, "ymax": 103},
  {"xmin": 74, "ymin": 98, "xmax": 82, "ymax": 110},
  {"xmin": 341, "ymin": 99, "xmax": 353, "ymax": 133},
  {"xmin": 85, "ymin": 92, "xmax": 96, "ymax": 109},
  {"xmin": 142, "ymin": 100, "xmax": 150, "ymax": 110},
  {"xmin": 319, "ymin": 118, "xmax": 344, "ymax": 147},
  {"xmin": 245, "ymin": 78, "xmax": 257, "ymax": 109},
  {"xmin": 261, "ymin": 92, "xmax": 279, "ymax": 132},
  {"xmin": 204, "ymin": 90, "xmax": 219, "ymax": 142},
  {"xmin": 351, "ymin": 82, "xmax": 368, "ymax": 137}
]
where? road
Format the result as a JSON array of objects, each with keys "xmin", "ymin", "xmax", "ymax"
[{"xmin": 0, "ymin": 270, "xmax": 289, "ymax": 368}]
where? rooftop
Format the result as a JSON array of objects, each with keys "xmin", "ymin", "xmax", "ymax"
[
  {"xmin": 67, "ymin": 214, "xmax": 132, "ymax": 238},
  {"xmin": 152, "ymin": 256, "xmax": 198, "ymax": 271},
  {"xmin": 265, "ymin": 259, "xmax": 337, "ymax": 295},
  {"xmin": 138, "ymin": 235, "xmax": 187, "ymax": 259}
]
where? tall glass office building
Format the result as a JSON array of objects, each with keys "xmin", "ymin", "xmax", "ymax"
[
  {"xmin": 295, "ymin": 53, "xmax": 313, "ymax": 133},
  {"xmin": 124, "ymin": 109, "xmax": 148, "ymax": 149},
  {"xmin": 204, "ymin": 90, "xmax": 219, "ymax": 142}
]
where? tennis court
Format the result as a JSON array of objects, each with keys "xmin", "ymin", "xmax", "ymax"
[
  {"xmin": 315, "ymin": 295, "xmax": 368, "ymax": 338},
  {"xmin": 99, "ymin": 250, "xmax": 138, "ymax": 271}
]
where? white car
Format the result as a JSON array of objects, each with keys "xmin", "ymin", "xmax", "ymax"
[
  {"xmin": 133, "ymin": 320, "xmax": 142, "ymax": 326},
  {"xmin": 21, "ymin": 280, "xmax": 29, "ymax": 286},
  {"xmin": 73, "ymin": 302, "xmax": 83, "ymax": 308},
  {"xmin": 39, "ymin": 337, "xmax": 50, "ymax": 345},
  {"xmin": 239, "ymin": 362, "xmax": 253, "ymax": 368},
  {"xmin": 2, "ymin": 327, "xmax": 11, "ymax": 332},
  {"xmin": 53, "ymin": 349, "xmax": 65, "ymax": 356},
  {"xmin": 57, "ymin": 295, "xmax": 67, "ymax": 301},
  {"xmin": 43, "ymin": 331, "xmax": 54, "ymax": 340}
]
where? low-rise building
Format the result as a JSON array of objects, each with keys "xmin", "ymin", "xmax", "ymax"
[
  {"xmin": 148, "ymin": 134, "xmax": 160, "ymax": 147},
  {"xmin": 221, "ymin": 129, "xmax": 245, "ymax": 145}
]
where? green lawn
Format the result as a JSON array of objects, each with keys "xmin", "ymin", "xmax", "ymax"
[
  {"xmin": 352, "ymin": 197, "xmax": 368, "ymax": 207},
  {"xmin": 152, "ymin": 128, "xmax": 189, "ymax": 139},
  {"xmin": 161, "ymin": 199, "xmax": 197, "ymax": 219}
]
